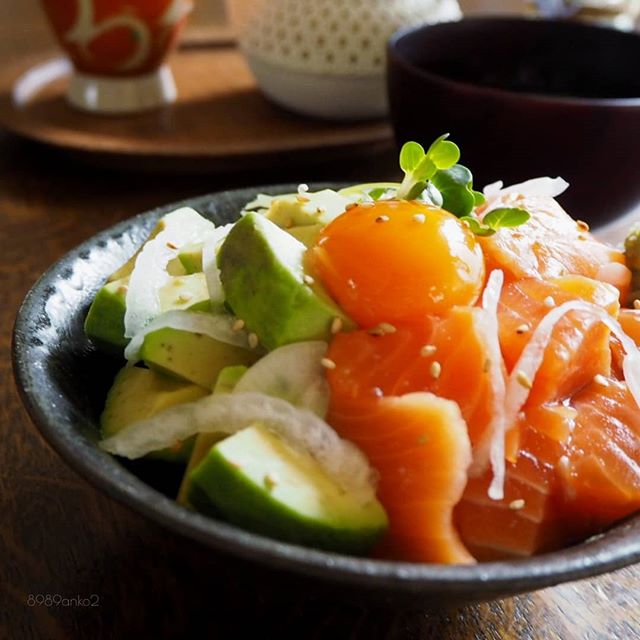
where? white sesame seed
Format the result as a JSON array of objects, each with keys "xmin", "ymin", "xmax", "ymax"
[
  {"xmin": 420, "ymin": 344, "xmax": 437, "ymax": 358},
  {"xmin": 413, "ymin": 213, "xmax": 426, "ymax": 223},
  {"xmin": 516, "ymin": 370, "xmax": 533, "ymax": 389},
  {"xmin": 303, "ymin": 274, "xmax": 315, "ymax": 285},
  {"xmin": 331, "ymin": 317, "xmax": 343, "ymax": 334},
  {"xmin": 516, "ymin": 323, "xmax": 530, "ymax": 335},
  {"xmin": 634, "ymin": 299, "xmax": 640, "ymax": 310},
  {"xmin": 509, "ymin": 499, "xmax": 525, "ymax": 510},
  {"xmin": 297, "ymin": 183, "xmax": 309, "ymax": 194},
  {"xmin": 375, "ymin": 215, "xmax": 390, "ymax": 223},
  {"xmin": 369, "ymin": 323, "xmax": 396, "ymax": 336},
  {"xmin": 166, "ymin": 241, "xmax": 178, "ymax": 250},
  {"xmin": 429, "ymin": 361, "xmax": 442, "ymax": 379},
  {"xmin": 372, "ymin": 387, "xmax": 383, "ymax": 398},
  {"xmin": 320, "ymin": 357, "xmax": 336, "ymax": 370},
  {"xmin": 378, "ymin": 322, "xmax": 397, "ymax": 334},
  {"xmin": 248, "ymin": 333, "xmax": 259, "ymax": 349},
  {"xmin": 232, "ymin": 318, "xmax": 245, "ymax": 332},
  {"xmin": 176, "ymin": 294, "xmax": 192, "ymax": 304},
  {"xmin": 544, "ymin": 296, "xmax": 556, "ymax": 308},
  {"xmin": 594, "ymin": 374, "xmax": 609, "ymax": 387}
]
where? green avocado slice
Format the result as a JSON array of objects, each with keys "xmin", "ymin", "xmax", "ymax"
[
  {"xmin": 84, "ymin": 277, "xmax": 130, "ymax": 355},
  {"xmin": 218, "ymin": 212, "xmax": 353, "ymax": 350},
  {"xmin": 189, "ymin": 424, "xmax": 388, "ymax": 554},
  {"xmin": 85, "ymin": 273, "xmax": 211, "ymax": 355},
  {"xmin": 178, "ymin": 242, "xmax": 204, "ymax": 274},
  {"xmin": 140, "ymin": 328, "xmax": 257, "ymax": 389},
  {"xmin": 287, "ymin": 224, "xmax": 323, "ymax": 248},
  {"xmin": 177, "ymin": 365, "xmax": 248, "ymax": 506},
  {"xmin": 100, "ymin": 366, "xmax": 209, "ymax": 462}
]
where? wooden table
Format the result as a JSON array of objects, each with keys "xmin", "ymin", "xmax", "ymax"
[{"xmin": 2, "ymin": 125, "xmax": 640, "ymax": 639}]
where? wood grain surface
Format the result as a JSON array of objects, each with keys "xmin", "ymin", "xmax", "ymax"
[
  {"xmin": 2, "ymin": 127, "xmax": 640, "ymax": 640},
  {"xmin": 0, "ymin": 47, "xmax": 392, "ymax": 173}
]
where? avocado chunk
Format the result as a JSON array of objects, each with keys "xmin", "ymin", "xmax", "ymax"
[
  {"xmin": 84, "ymin": 277, "xmax": 130, "ymax": 355},
  {"xmin": 287, "ymin": 224, "xmax": 323, "ymax": 248},
  {"xmin": 190, "ymin": 424, "xmax": 388, "ymax": 554},
  {"xmin": 101, "ymin": 366, "xmax": 209, "ymax": 462},
  {"xmin": 157, "ymin": 273, "xmax": 211, "ymax": 313},
  {"xmin": 264, "ymin": 190, "xmax": 353, "ymax": 227},
  {"xmin": 178, "ymin": 242, "xmax": 204, "ymax": 274},
  {"xmin": 218, "ymin": 212, "xmax": 353, "ymax": 350},
  {"xmin": 178, "ymin": 365, "xmax": 248, "ymax": 506},
  {"xmin": 140, "ymin": 328, "xmax": 257, "ymax": 389},
  {"xmin": 85, "ymin": 273, "xmax": 211, "ymax": 354}
]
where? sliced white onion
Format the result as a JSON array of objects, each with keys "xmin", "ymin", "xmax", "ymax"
[
  {"xmin": 100, "ymin": 391, "xmax": 378, "ymax": 505},
  {"xmin": 202, "ymin": 223, "xmax": 234, "ymax": 304},
  {"xmin": 234, "ymin": 341, "xmax": 330, "ymax": 418},
  {"xmin": 306, "ymin": 189, "xmax": 357, "ymax": 224},
  {"xmin": 124, "ymin": 208, "xmax": 215, "ymax": 338},
  {"xmin": 124, "ymin": 310, "xmax": 249, "ymax": 363},
  {"xmin": 504, "ymin": 300, "xmax": 640, "ymax": 437},
  {"xmin": 473, "ymin": 270, "xmax": 508, "ymax": 500},
  {"xmin": 483, "ymin": 177, "xmax": 569, "ymax": 200}
]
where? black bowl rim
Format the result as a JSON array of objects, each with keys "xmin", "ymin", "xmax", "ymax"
[
  {"xmin": 388, "ymin": 16, "xmax": 640, "ymax": 108},
  {"xmin": 12, "ymin": 183, "xmax": 640, "ymax": 596}
]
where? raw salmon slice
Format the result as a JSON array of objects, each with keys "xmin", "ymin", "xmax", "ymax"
[
  {"xmin": 328, "ymin": 392, "xmax": 474, "ymax": 564},
  {"xmin": 478, "ymin": 194, "xmax": 627, "ymax": 289},
  {"xmin": 457, "ymin": 377, "xmax": 640, "ymax": 559},
  {"xmin": 561, "ymin": 379, "xmax": 640, "ymax": 529},
  {"xmin": 498, "ymin": 277, "xmax": 616, "ymax": 410},
  {"xmin": 327, "ymin": 307, "xmax": 497, "ymax": 448},
  {"xmin": 455, "ymin": 405, "xmax": 575, "ymax": 560}
]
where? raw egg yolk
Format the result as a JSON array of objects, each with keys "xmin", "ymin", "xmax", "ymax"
[{"xmin": 308, "ymin": 201, "xmax": 485, "ymax": 327}]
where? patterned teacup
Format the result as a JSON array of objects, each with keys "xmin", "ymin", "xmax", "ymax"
[{"xmin": 40, "ymin": 0, "xmax": 193, "ymax": 113}]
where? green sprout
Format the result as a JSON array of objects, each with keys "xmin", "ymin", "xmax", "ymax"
[{"xmin": 396, "ymin": 135, "xmax": 530, "ymax": 235}]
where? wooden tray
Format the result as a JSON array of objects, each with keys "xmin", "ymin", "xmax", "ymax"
[{"xmin": 0, "ymin": 46, "xmax": 393, "ymax": 173}]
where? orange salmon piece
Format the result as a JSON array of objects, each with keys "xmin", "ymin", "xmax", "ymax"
[
  {"xmin": 498, "ymin": 278, "xmax": 615, "ymax": 408},
  {"xmin": 329, "ymin": 392, "xmax": 475, "ymax": 564},
  {"xmin": 478, "ymin": 194, "xmax": 627, "ymax": 288},
  {"xmin": 327, "ymin": 307, "xmax": 496, "ymax": 448},
  {"xmin": 561, "ymin": 379, "xmax": 640, "ymax": 529},
  {"xmin": 455, "ymin": 406, "xmax": 575, "ymax": 560}
]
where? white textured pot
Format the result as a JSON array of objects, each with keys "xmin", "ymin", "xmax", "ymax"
[{"xmin": 241, "ymin": 0, "xmax": 462, "ymax": 121}]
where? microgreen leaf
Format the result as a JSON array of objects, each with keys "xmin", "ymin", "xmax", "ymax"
[
  {"xmin": 413, "ymin": 156, "xmax": 437, "ymax": 182},
  {"xmin": 483, "ymin": 207, "xmax": 531, "ymax": 229},
  {"xmin": 461, "ymin": 216, "xmax": 496, "ymax": 237},
  {"xmin": 472, "ymin": 190, "xmax": 486, "ymax": 206},
  {"xmin": 399, "ymin": 142, "xmax": 425, "ymax": 173},
  {"xmin": 396, "ymin": 135, "xmax": 532, "ymax": 238},
  {"xmin": 427, "ymin": 134, "xmax": 460, "ymax": 170},
  {"xmin": 430, "ymin": 165, "xmax": 477, "ymax": 218}
]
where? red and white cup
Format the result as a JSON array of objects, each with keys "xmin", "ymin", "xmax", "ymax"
[{"xmin": 40, "ymin": 0, "xmax": 193, "ymax": 113}]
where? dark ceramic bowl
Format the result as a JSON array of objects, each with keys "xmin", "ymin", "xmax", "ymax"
[
  {"xmin": 12, "ymin": 185, "xmax": 640, "ymax": 608},
  {"xmin": 388, "ymin": 17, "xmax": 640, "ymax": 226}
]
